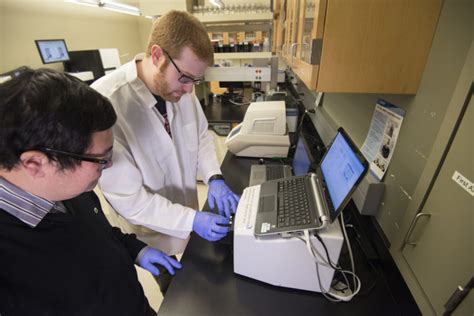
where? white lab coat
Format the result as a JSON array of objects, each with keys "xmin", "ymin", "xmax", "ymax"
[{"xmin": 91, "ymin": 54, "xmax": 221, "ymax": 255}]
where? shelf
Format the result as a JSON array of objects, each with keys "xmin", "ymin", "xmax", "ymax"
[
  {"xmin": 195, "ymin": 12, "xmax": 273, "ymax": 24},
  {"xmin": 214, "ymin": 52, "xmax": 272, "ymax": 59}
]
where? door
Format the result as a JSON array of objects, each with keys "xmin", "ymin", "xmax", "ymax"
[{"xmin": 402, "ymin": 87, "xmax": 473, "ymax": 315}]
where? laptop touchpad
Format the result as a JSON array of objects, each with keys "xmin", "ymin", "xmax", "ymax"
[{"xmin": 260, "ymin": 196, "xmax": 275, "ymax": 212}]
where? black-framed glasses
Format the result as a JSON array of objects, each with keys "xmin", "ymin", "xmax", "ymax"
[
  {"xmin": 40, "ymin": 147, "xmax": 112, "ymax": 166},
  {"xmin": 162, "ymin": 49, "xmax": 204, "ymax": 85}
]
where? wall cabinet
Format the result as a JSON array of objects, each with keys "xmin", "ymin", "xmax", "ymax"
[{"xmin": 278, "ymin": 0, "xmax": 443, "ymax": 94}]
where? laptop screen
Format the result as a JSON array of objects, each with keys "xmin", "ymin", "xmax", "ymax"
[
  {"xmin": 292, "ymin": 136, "xmax": 313, "ymax": 176},
  {"xmin": 321, "ymin": 130, "xmax": 367, "ymax": 211}
]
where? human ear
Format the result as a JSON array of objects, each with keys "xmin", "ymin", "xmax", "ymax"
[
  {"xmin": 19, "ymin": 151, "xmax": 49, "ymax": 178},
  {"xmin": 151, "ymin": 45, "xmax": 164, "ymax": 66}
]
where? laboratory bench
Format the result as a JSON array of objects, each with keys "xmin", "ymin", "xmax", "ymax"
[
  {"xmin": 200, "ymin": 91, "xmax": 301, "ymax": 136},
  {"xmin": 164, "ymin": 91, "xmax": 422, "ymax": 315},
  {"xmin": 157, "ymin": 151, "xmax": 421, "ymax": 316},
  {"xmin": 201, "ymin": 96, "xmax": 250, "ymax": 124},
  {"xmin": 201, "ymin": 97, "xmax": 249, "ymax": 136}
]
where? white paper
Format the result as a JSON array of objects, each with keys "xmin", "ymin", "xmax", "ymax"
[
  {"xmin": 361, "ymin": 99, "xmax": 405, "ymax": 180},
  {"xmin": 452, "ymin": 171, "xmax": 474, "ymax": 197}
]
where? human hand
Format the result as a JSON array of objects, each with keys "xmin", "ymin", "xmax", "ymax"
[
  {"xmin": 207, "ymin": 179, "xmax": 240, "ymax": 218},
  {"xmin": 138, "ymin": 247, "xmax": 182, "ymax": 276},
  {"xmin": 192, "ymin": 211, "xmax": 230, "ymax": 242}
]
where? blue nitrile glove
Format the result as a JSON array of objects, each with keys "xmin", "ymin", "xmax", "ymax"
[
  {"xmin": 192, "ymin": 211, "xmax": 230, "ymax": 242},
  {"xmin": 207, "ymin": 179, "xmax": 240, "ymax": 218},
  {"xmin": 138, "ymin": 247, "xmax": 182, "ymax": 276}
]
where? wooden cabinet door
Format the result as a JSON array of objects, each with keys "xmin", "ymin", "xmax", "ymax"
[
  {"xmin": 275, "ymin": 0, "xmax": 288, "ymax": 56},
  {"xmin": 317, "ymin": 0, "xmax": 442, "ymax": 93},
  {"xmin": 285, "ymin": 0, "xmax": 442, "ymax": 94},
  {"xmin": 291, "ymin": 0, "xmax": 327, "ymax": 90},
  {"xmin": 283, "ymin": 0, "xmax": 301, "ymax": 62}
]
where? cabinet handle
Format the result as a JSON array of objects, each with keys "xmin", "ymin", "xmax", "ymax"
[{"xmin": 403, "ymin": 212, "xmax": 431, "ymax": 248}]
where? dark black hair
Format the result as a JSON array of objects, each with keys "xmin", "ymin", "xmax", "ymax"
[{"xmin": 0, "ymin": 67, "xmax": 116, "ymax": 170}]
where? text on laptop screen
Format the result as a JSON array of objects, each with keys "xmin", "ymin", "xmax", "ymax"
[
  {"xmin": 292, "ymin": 136, "xmax": 312, "ymax": 176},
  {"xmin": 321, "ymin": 132, "xmax": 366, "ymax": 210}
]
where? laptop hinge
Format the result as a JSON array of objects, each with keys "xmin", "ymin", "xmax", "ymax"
[{"xmin": 309, "ymin": 173, "xmax": 328, "ymax": 223}]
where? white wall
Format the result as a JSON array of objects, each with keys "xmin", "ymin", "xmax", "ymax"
[
  {"xmin": 1, "ymin": 0, "xmax": 148, "ymax": 72},
  {"xmin": 0, "ymin": 2, "xmax": 5, "ymax": 73},
  {"xmin": 138, "ymin": 16, "xmax": 153, "ymax": 54}
]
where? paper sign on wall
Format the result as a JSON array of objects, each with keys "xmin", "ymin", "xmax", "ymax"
[{"xmin": 361, "ymin": 99, "xmax": 405, "ymax": 181}]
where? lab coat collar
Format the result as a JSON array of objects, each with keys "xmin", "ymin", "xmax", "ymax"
[
  {"xmin": 125, "ymin": 54, "xmax": 193, "ymax": 123},
  {"xmin": 127, "ymin": 53, "xmax": 156, "ymax": 110}
]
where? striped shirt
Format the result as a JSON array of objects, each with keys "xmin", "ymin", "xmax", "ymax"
[
  {"xmin": 0, "ymin": 177, "xmax": 146, "ymax": 262},
  {"xmin": 0, "ymin": 177, "xmax": 66, "ymax": 228}
]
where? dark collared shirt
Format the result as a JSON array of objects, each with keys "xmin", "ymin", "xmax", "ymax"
[
  {"xmin": 0, "ymin": 177, "xmax": 66, "ymax": 228},
  {"xmin": 153, "ymin": 94, "xmax": 172, "ymax": 138},
  {"xmin": 0, "ymin": 177, "xmax": 146, "ymax": 262}
]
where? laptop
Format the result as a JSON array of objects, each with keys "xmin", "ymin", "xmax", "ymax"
[
  {"xmin": 254, "ymin": 128, "xmax": 369, "ymax": 237},
  {"xmin": 248, "ymin": 133, "xmax": 315, "ymax": 186}
]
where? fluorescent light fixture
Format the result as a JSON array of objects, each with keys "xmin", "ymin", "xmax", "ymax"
[
  {"xmin": 100, "ymin": 1, "xmax": 140, "ymax": 16},
  {"xmin": 210, "ymin": 0, "xmax": 225, "ymax": 8},
  {"xmin": 65, "ymin": 0, "xmax": 141, "ymax": 16},
  {"xmin": 65, "ymin": 0, "xmax": 98, "ymax": 8}
]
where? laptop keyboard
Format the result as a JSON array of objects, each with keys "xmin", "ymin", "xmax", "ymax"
[
  {"xmin": 266, "ymin": 165, "xmax": 285, "ymax": 180},
  {"xmin": 277, "ymin": 177, "xmax": 311, "ymax": 228}
]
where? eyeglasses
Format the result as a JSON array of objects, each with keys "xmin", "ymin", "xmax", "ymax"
[
  {"xmin": 162, "ymin": 49, "xmax": 204, "ymax": 85},
  {"xmin": 40, "ymin": 147, "xmax": 112, "ymax": 167}
]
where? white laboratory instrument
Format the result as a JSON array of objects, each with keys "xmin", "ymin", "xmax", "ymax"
[
  {"xmin": 225, "ymin": 101, "xmax": 290, "ymax": 158},
  {"xmin": 233, "ymin": 185, "xmax": 344, "ymax": 292},
  {"xmin": 204, "ymin": 66, "xmax": 285, "ymax": 83}
]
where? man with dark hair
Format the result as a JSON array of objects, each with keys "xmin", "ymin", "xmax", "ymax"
[{"xmin": 0, "ymin": 68, "xmax": 181, "ymax": 315}]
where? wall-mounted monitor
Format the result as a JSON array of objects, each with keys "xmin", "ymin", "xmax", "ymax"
[{"xmin": 35, "ymin": 39, "xmax": 70, "ymax": 64}]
